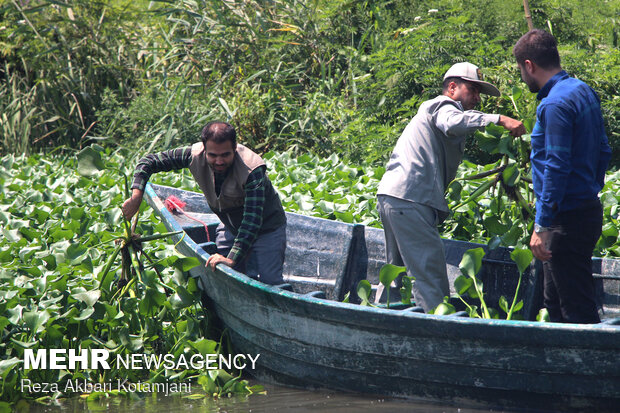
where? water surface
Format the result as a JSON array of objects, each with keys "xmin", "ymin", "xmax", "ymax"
[{"xmin": 25, "ymin": 381, "xmax": 522, "ymax": 413}]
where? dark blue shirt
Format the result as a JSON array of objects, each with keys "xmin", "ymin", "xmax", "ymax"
[{"xmin": 530, "ymin": 71, "xmax": 611, "ymax": 227}]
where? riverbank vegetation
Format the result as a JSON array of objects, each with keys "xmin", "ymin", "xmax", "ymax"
[
  {"xmin": 0, "ymin": 151, "xmax": 264, "ymax": 405},
  {"xmin": 1, "ymin": 0, "xmax": 619, "ymax": 166}
]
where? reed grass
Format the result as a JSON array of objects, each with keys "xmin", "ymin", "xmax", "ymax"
[{"xmin": 1, "ymin": 0, "xmax": 619, "ymax": 166}]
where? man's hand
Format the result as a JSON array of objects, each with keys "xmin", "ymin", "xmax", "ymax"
[
  {"xmin": 530, "ymin": 230, "xmax": 552, "ymax": 261},
  {"xmin": 122, "ymin": 189, "xmax": 144, "ymax": 221},
  {"xmin": 206, "ymin": 253, "xmax": 234, "ymax": 271},
  {"xmin": 498, "ymin": 115, "xmax": 527, "ymax": 137}
]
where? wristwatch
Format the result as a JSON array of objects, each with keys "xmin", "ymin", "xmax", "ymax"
[{"xmin": 534, "ymin": 223, "xmax": 550, "ymax": 233}]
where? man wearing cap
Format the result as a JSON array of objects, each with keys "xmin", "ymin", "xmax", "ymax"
[{"xmin": 377, "ymin": 62, "xmax": 526, "ymax": 312}]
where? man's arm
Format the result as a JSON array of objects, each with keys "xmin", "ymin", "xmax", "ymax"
[
  {"xmin": 121, "ymin": 147, "xmax": 193, "ymax": 220},
  {"xmin": 528, "ymin": 103, "xmax": 575, "ymax": 262},
  {"xmin": 536, "ymin": 103, "xmax": 573, "ymax": 227},
  {"xmin": 435, "ymin": 104, "xmax": 526, "ymax": 137},
  {"xmin": 227, "ymin": 166, "xmax": 266, "ymax": 264},
  {"xmin": 206, "ymin": 167, "xmax": 266, "ymax": 270}
]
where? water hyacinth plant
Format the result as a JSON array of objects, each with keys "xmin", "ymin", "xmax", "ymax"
[
  {"xmin": 0, "ymin": 148, "xmax": 263, "ymax": 406},
  {"xmin": 431, "ymin": 247, "xmax": 533, "ymax": 319}
]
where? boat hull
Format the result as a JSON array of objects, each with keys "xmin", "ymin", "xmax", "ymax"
[{"xmin": 145, "ymin": 183, "xmax": 620, "ymax": 412}]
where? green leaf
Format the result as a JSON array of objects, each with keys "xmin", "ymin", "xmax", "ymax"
[
  {"xmin": 77, "ymin": 146, "xmax": 105, "ymax": 177},
  {"xmin": 488, "ymin": 307, "xmax": 500, "ymax": 319},
  {"xmin": 497, "ymin": 136, "xmax": 516, "ymax": 158},
  {"xmin": 66, "ymin": 243, "xmax": 88, "ymax": 261},
  {"xmin": 23, "ymin": 310, "xmax": 50, "ymax": 334},
  {"xmin": 74, "ymin": 307, "xmax": 95, "ymax": 321},
  {"xmin": 510, "ymin": 248, "xmax": 533, "ymax": 275},
  {"xmin": 524, "ymin": 118, "xmax": 535, "ymax": 133},
  {"xmin": 446, "ymin": 180, "xmax": 462, "ymax": 202},
  {"xmin": 50, "ymin": 228, "xmax": 74, "ymax": 242},
  {"xmin": 467, "ymin": 305, "xmax": 480, "ymax": 318},
  {"xmin": 501, "ymin": 225, "xmax": 523, "ymax": 246},
  {"xmin": 139, "ymin": 288, "xmax": 167, "ymax": 315},
  {"xmin": 600, "ymin": 192, "xmax": 618, "ymax": 208},
  {"xmin": 512, "ymin": 300, "xmax": 524, "ymax": 312},
  {"xmin": 69, "ymin": 207, "xmax": 85, "ymax": 220},
  {"xmin": 485, "ymin": 123, "xmax": 506, "ymax": 138},
  {"xmin": 483, "ymin": 216, "xmax": 509, "ymax": 235},
  {"xmin": 602, "ymin": 222, "xmax": 619, "ymax": 238},
  {"xmin": 198, "ymin": 374, "xmax": 217, "ymax": 394},
  {"xmin": 0, "ymin": 250, "xmax": 13, "ymax": 263},
  {"xmin": 18, "ymin": 227, "xmax": 40, "ymax": 242},
  {"xmin": 454, "ymin": 275, "xmax": 473, "ymax": 295},
  {"xmin": 474, "ymin": 130, "xmax": 500, "ymax": 153},
  {"xmin": 488, "ymin": 236, "xmax": 502, "ymax": 250},
  {"xmin": 72, "ymin": 290, "xmax": 101, "ymax": 307},
  {"xmin": 379, "ymin": 264, "xmax": 405, "ymax": 289},
  {"xmin": 316, "ymin": 200, "xmax": 334, "ymax": 213},
  {"xmin": 0, "ymin": 401, "xmax": 12, "ymax": 413},
  {"xmin": 0, "ymin": 358, "xmax": 20, "ymax": 377},
  {"xmin": 499, "ymin": 295, "xmax": 509, "ymax": 313},
  {"xmin": 536, "ymin": 308, "xmax": 550, "ymax": 322},
  {"xmin": 334, "ymin": 211, "xmax": 354, "ymax": 223},
  {"xmin": 501, "ymin": 164, "xmax": 520, "ymax": 187},
  {"xmin": 356, "ymin": 280, "xmax": 372, "ymax": 306},
  {"xmin": 171, "ymin": 256, "xmax": 201, "ymax": 272},
  {"xmin": 379, "ymin": 263, "xmax": 406, "ymax": 307},
  {"xmin": 189, "ymin": 338, "xmax": 217, "ymax": 355},
  {"xmin": 170, "ymin": 285, "xmax": 196, "ymax": 309},
  {"xmin": 400, "ymin": 275, "xmax": 414, "ymax": 304},
  {"xmin": 459, "ymin": 248, "xmax": 485, "ymax": 278},
  {"xmin": 2, "ymin": 228, "xmax": 21, "ymax": 243},
  {"xmin": 432, "ymin": 302, "xmax": 455, "ymax": 315}
]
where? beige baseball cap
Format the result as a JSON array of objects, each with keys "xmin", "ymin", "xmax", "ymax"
[{"xmin": 443, "ymin": 62, "xmax": 500, "ymax": 96}]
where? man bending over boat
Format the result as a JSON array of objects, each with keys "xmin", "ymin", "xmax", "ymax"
[
  {"xmin": 377, "ymin": 62, "xmax": 526, "ymax": 312},
  {"xmin": 513, "ymin": 30, "xmax": 611, "ymax": 323},
  {"xmin": 122, "ymin": 121, "xmax": 287, "ymax": 285}
]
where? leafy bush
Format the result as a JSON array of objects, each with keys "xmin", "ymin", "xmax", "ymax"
[
  {"xmin": 262, "ymin": 142, "xmax": 620, "ymax": 258},
  {"xmin": 3, "ymin": 0, "xmax": 619, "ymax": 169},
  {"xmin": 0, "ymin": 150, "xmax": 260, "ymax": 403}
]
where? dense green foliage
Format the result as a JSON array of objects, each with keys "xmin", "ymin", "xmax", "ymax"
[
  {"xmin": 1, "ymin": 0, "xmax": 619, "ymax": 167},
  {"xmin": 0, "ymin": 150, "xmax": 262, "ymax": 404},
  {"xmin": 263, "ymin": 145, "xmax": 620, "ymax": 258}
]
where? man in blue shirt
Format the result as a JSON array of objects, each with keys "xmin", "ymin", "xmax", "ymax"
[{"xmin": 513, "ymin": 30, "xmax": 611, "ymax": 323}]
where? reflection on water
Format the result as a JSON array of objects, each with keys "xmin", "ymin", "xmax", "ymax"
[{"xmin": 24, "ymin": 381, "xmax": 521, "ymax": 413}]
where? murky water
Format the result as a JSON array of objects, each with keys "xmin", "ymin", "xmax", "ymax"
[{"xmin": 25, "ymin": 381, "xmax": 520, "ymax": 413}]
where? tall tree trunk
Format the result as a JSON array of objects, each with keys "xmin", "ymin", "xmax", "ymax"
[{"xmin": 523, "ymin": 0, "xmax": 534, "ymax": 31}]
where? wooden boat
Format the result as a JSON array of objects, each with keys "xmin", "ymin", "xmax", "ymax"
[{"xmin": 144, "ymin": 182, "xmax": 620, "ymax": 412}]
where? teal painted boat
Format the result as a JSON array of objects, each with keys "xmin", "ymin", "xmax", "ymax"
[{"xmin": 144, "ymin": 183, "xmax": 620, "ymax": 412}]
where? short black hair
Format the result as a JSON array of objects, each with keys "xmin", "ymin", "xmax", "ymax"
[
  {"xmin": 442, "ymin": 77, "xmax": 467, "ymax": 93},
  {"xmin": 201, "ymin": 122, "xmax": 236, "ymax": 147},
  {"xmin": 513, "ymin": 29, "xmax": 561, "ymax": 69}
]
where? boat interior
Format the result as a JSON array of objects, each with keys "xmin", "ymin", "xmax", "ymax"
[{"xmin": 150, "ymin": 184, "xmax": 620, "ymax": 323}]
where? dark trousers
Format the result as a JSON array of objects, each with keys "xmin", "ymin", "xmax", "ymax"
[
  {"xmin": 543, "ymin": 200, "xmax": 602, "ymax": 324},
  {"xmin": 214, "ymin": 223, "xmax": 286, "ymax": 285}
]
